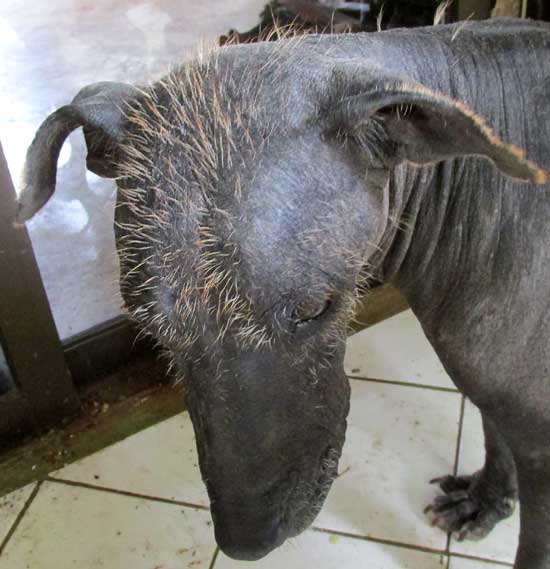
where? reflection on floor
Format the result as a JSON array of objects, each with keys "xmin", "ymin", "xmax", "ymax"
[
  {"xmin": 0, "ymin": 311, "xmax": 519, "ymax": 568},
  {"xmin": 0, "ymin": 0, "xmax": 267, "ymax": 340}
]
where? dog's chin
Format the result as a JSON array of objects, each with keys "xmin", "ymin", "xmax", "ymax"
[{"xmin": 214, "ymin": 478, "xmax": 335, "ymax": 561}]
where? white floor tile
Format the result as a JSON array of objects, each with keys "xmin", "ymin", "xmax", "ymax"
[
  {"xmin": 1, "ymin": 481, "xmax": 216, "ymax": 569},
  {"xmin": 449, "ymin": 555, "xmax": 512, "ymax": 568},
  {"xmin": 52, "ymin": 413, "xmax": 209, "ymax": 506},
  {"xmin": 0, "ymin": 484, "xmax": 35, "ymax": 544},
  {"xmin": 215, "ymin": 530, "xmax": 448, "ymax": 569},
  {"xmin": 315, "ymin": 379, "xmax": 462, "ymax": 550},
  {"xmin": 449, "ymin": 402, "xmax": 519, "ymax": 564},
  {"xmin": 345, "ymin": 310, "xmax": 455, "ymax": 390}
]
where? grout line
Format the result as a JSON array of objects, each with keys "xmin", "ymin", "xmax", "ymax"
[
  {"xmin": 346, "ymin": 374, "xmax": 459, "ymax": 394},
  {"xmin": 313, "ymin": 526, "xmax": 513, "ymax": 567},
  {"xmin": 449, "ymin": 551, "xmax": 514, "ymax": 567},
  {"xmin": 208, "ymin": 546, "xmax": 220, "ymax": 569},
  {"xmin": 0, "ymin": 480, "xmax": 43, "ymax": 557},
  {"xmin": 46, "ymin": 476, "xmax": 210, "ymax": 512},
  {"xmin": 445, "ymin": 395, "xmax": 467, "ymax": 569},
  {"xmin": 453, "ymin": 396, "xmax": 467, "ymax": 477},
  {"xmin": 312, "ymin": 526, "xmax": 446, "ymax": 556}
]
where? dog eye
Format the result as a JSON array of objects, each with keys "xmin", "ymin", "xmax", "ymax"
[{"xmin": 292, "ymin": 296, "xmax": 332, "ymax": 325}]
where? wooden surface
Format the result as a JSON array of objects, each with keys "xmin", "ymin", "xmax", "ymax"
[{"xmin": 349, "ymin": 284, "xmax": 409, "ymax": 335}]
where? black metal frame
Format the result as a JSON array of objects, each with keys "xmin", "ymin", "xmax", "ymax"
[
  {"xmin": 0, "ymin": 142, "xmax": 80, "ymax": 445},
  {"xmin": 63, "ymin": 315, "xmax": 154, "ymax": 387}
]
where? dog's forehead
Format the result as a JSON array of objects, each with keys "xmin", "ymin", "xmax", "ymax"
[{"xmin": 117, "ymin": 50, "xmax": 367, "ymax": 350}]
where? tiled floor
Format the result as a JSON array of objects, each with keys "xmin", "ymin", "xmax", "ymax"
[{"xmin": 0, "ymin": 311, "xmax": 520, "ymax": 568}]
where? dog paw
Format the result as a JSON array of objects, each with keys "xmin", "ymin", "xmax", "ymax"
[{"xmin": 424, "ymin": 473, "xmax": 516, "ymax": 541}]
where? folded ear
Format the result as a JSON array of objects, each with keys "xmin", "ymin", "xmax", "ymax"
[
  {"xmin": 16, "ymin": 81, "xmax": 141, "ymax": 224},
  {"xmin": 325, "ymin": 66, "xmax": 548, "ymax": 184}
]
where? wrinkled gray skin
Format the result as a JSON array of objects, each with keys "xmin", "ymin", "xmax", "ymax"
[{"xmin": 16, "ymin": 19, "xmax": 550, "ymax": 568}]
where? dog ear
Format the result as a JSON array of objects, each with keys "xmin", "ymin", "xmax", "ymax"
[
  {"xmin": 324, "ymin": 65, "xmax": 548, "ymax": 184},
  {"xmin": 16, "ymin": 81, "xmax": 141, "ymax": 223}
]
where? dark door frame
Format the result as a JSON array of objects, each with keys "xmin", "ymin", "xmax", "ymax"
[{"xmin": 0, "ymin": 142, "xmax": 80, "ymax": 445}]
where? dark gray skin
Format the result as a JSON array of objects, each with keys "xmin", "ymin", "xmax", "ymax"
[{"xmin": 16, "ymin": 19, "xmax": 550, "ymax": 568}]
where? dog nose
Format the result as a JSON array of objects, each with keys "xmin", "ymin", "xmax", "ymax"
[{"xmin": 212, "ymin": 503, "xmax": 285, "ymax": 561}]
